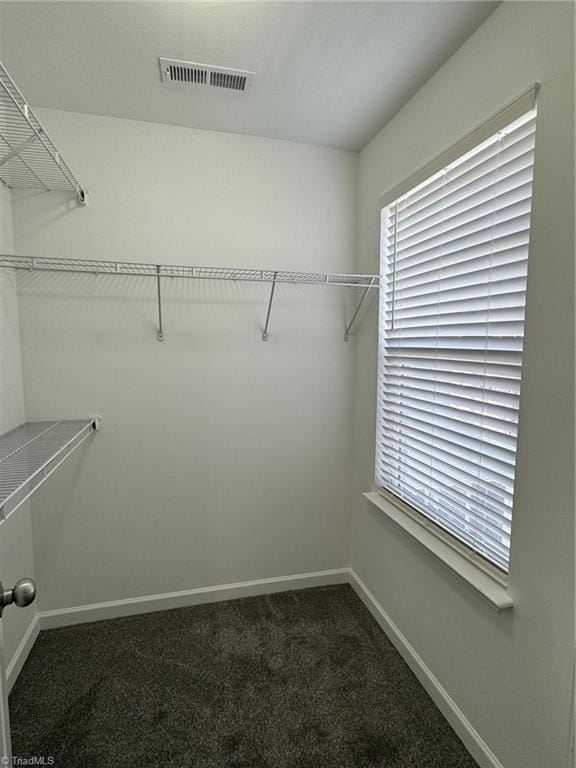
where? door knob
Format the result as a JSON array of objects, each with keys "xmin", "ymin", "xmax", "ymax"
[{"xmin": 0, "ymin": 578, "xmax": 36, "ymax": 616}]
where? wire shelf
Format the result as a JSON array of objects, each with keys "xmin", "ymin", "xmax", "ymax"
[
  {"xmin": 0, "ymin": 62, "xmax": 86, "ymax": 203},
  {"xmin": 0, "ymin": 419, "xmax": 99, "ymax": 521},
  {"xmin": 0, "ymin": 254, "xmax": 380, "ymax": 288}
]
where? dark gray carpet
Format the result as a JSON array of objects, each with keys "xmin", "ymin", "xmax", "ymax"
[{"xmin": 9, "ymin": 585, "xmax": 478, "ymax": 768}]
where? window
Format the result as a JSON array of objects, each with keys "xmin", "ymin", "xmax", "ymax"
[{"xmin": 376, "ymin": 104, "xmax": 537, "ymax": 575}]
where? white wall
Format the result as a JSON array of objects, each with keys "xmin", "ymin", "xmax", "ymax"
[
  {"xmin": 0, "ymin": 189, "xmax": 22, "ymax": 435},
  {"xmin": 352, "ymin": 3, "xmax": 574, "ymax": 768},
  {"xmin": 0, "ymin": 185, "xmax": 36, "ymax": 668},
  {"xmin": 11, "ymin": 112, "xmax": 358, "ymax": 610}
]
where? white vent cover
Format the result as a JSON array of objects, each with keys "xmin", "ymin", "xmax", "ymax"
[{"xmin": 159, "ymin": 58, "xmax": 255, "ymax": 92}]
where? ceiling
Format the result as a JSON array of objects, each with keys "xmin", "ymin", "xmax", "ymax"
[{"xmin": 0, "ymin": 1, "xmax": 499, "ymax": 151}]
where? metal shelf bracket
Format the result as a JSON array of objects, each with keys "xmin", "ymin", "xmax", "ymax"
[
  {"xmin": 344, "ymin": 277, "xmax": 377, "ymax": 341},
  {"xmin": 262, "ymin": 271, "xmax": 278, "ymax": 342},
  {"xmin": 156, "ymin": 265, "xmax": 164, "ymax": 342}
]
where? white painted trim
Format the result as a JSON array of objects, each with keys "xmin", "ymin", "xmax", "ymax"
[
  {"xmin": 364, "ymin": 492, "xmax": 513, "ymax": 611},
  {"xmin": 0, "ymin": 621, "xmax": 12, "ymax": 762},
  {"xmin": 5, "ymin": 613, "xmax": 40, "ymax": 693},
  {"xmin": 39, "ymin": 568, "xmax": 350, "ymax": 630},
  {"xmin": 348, "ymin": 569, "xmax": 504, "ymax": 768}
]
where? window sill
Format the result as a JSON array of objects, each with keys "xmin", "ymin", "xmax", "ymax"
[{"xmin": 363, "ymin": 491, "xmax": 513, "ymax": 612}]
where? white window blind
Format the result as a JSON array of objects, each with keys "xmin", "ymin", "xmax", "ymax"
[{"xmin": 376, "ymin": 107, "xmax": 537, "ymax": 574}]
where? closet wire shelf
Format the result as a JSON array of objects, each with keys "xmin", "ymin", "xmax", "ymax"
[
  {"xmin": 0, "ymin": 418, "xmax": 100, "ymax": 522},
  {"xmin": 0, "ymin": 254, "xmax": 379, "ymax": 287},
  {"xmin": 0, "ymin": 62, "xmax": 86, "ymax": 204},
  {"xmin": 0, "ymin": 254, "xmax": 380, "ymax": 342}
]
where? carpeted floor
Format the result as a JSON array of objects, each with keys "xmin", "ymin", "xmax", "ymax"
[{"xmin": 9, "ymin": 585, "xmax": 478, "ymax": 768}]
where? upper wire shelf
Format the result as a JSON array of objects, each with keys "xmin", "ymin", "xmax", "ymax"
[
  {"xmin": 0, "ymin": 62, "xmax": 86, "ymax": 204},
  {"xmin": 0, "ymin": 418, "xmax": 100, "ymax": 522},
  {"xmin": 0, "ymin": 253, "xmax": 379, "ymax": 288},
  {"xmin": 0, "ymin": 253, "xmax": 380, "ymax": 342}
]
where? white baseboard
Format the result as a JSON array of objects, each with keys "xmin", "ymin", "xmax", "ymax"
[
  {"xmin": 39, "ymin": 568, "xmax": 350, "ymax": 630},
  {"xmin": 6, "ymin": 612, "xmax": 40, "ymax": 693},
  {"xmin": 348, "ymin": 569, "xmax": 503, "ymax": 768},
  {"xmin": 5, "ymin": 569, "xmax": 348, "ymax": 689}
]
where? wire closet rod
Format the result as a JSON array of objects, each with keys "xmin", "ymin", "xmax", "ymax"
[{"xmin": 0, "ymin": 254, "xmax": 380, "ymax": 342}]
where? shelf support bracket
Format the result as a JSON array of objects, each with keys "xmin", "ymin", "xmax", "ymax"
[
  {"xmin": 344, "ymin": 277, "xmax": 377, "ymax": 341},
  {"xmin": 156, "ymin": 266, "xmax": 164, "ymax": 342},
  {"xmin": 262, "ymin": 272, "xmax": 278, "ymax": 342},
  {"xmin": 0, "ymin": 133, "xmax": 40, "ymax": 167}
]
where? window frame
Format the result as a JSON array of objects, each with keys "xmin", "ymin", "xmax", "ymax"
[{"xmin": 373, "ymin": 86, "xmax": 539, "ymax": 584}]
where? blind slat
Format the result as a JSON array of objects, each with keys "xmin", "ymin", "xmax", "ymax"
[
  {"xmin": 380, "ymin": 426, "xmax": 515, "ymax": 486},
  {"xmin": 383, "ymin": 349, "xmax": 522, "ymax": 368},
  {"xmin": 377, "ymin": 468, "xmax": 510, "ymax": 568},
  {"xmin": 385, "ymin": 296, "xmax": 527, "ymax": 324},
  {"xmin": 389, "ymin": 245, "xmax": 528, "ymax": 291},
  {"xmin": 383, "ymin": 366, "xmax": 521, "ymax": 394},
  {"xmin": 379, "ymin": 403, "xmax": 517, "ymax": 453},
  {"xmin": 391, "ymin": 139, "xmax": 535, "ymax": 228},
  {"xmin": 379, "ymin": 414, "xmax": 516, "ymax": 464},
  {"xmin": 392, "ymin": 161, "xmax": 534, "ymax": 239},
  {"xmin": 392, "ymin": 209, "xmax": 531, "ymax": 267},
  {"xmin": 377, "ymin": 456, "xmax": 512, "ymax": 551},
  {"xmin": 394, "ymin": 184, "xmax": 532, "ymax": 254},
  {"xmin": 382, "ymin": 356, "xmax": 522, "ymax": 379},
  {"xmin": 383, "ymin": 373, "xmax": 520, "ymax": 408},
  {"xmin": 380, "ymin": 386, "xmax": 518, "ymax": 425},
  {"xmin": 384, "ymin": 227, "xmax": 529, "ymax": 276},
  {"xmin": 379, "ymin": 397, "xmax": 518, "ymax": 442},
  {"xmin": 386, "ymin": 275, "xmax": 527, "ymax": 309},
  {"xmin": 377, "ymin": 456, "xmax": 512, "ymax": 547}
]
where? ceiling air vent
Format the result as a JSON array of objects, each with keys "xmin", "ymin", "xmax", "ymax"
[{"xmin": 159, "ymin": 58, "xmax": 255, "ymax": 92}]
